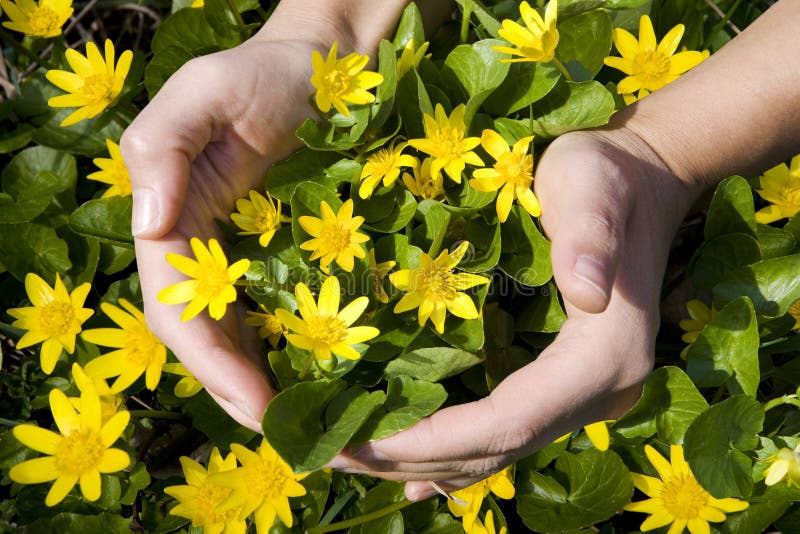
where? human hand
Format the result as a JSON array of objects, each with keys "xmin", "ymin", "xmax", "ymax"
[{"xmin": 330, "ymin": 127, "xmax": 702, "ymax": 499}]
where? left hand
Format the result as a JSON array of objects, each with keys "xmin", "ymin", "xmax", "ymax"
[{"xmin": 328, "ymin": 127, "xmax": 700, "ymax": 500}]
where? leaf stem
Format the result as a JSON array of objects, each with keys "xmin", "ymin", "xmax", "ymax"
[
  {"xmin": 550, "ymin": 56, "xmax": 573, "ymax": 82},
  {"xmin": 763, "ymin": 395, "xmax": 800, "ymax": 412},
  {"xmin": 460, "ymin": 0, "xmax": 474, "ymax": 44},
  {"xmin": 0, "ymin": 418, "xmax": 21, "ymax": 427},
  {"xmin": 307, "ymin": 499, "xmax": 414, "ymax": 533}
]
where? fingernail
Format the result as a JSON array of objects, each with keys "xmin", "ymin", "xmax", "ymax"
[
  {"xmin": 132, "ymin": 188, "xmax": 158, "ymax": 236},
  {"xmin": 352, "ymin": 445, "xmax": 389, "ymax": 463},
  {"xmin": 573, "ymin": 255, "xmax": 608, "ymax": 300}
]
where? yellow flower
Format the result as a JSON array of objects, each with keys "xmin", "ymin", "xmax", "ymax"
[
  {"xmin": 70, "ymin": 363, "xmax": 124, "ymax": 425},
  {"xmin": 46, "ymin": 39, "xmax": 132, "ymax": 127},
  {"xmin": 402, "ymin": 157, "xmax": 445, "ymax": 200},
  {"xmin": 679, "ymin": 299, "xmax": 715, "ymax": 360},
  {"xmin": 165, "ymin": 447, "xmax": 246, "ymax": 534},
  {"xmin": 764, "ymin": 444, "xmax": 800, "ymax": 488},
  {"xmin": 368, "ymin": 248, "xmax": 396, "ymax": 304},
  {"xmin": 230, "ymin": 190, "xmax": 290, "ymax": 247},
  {"xmin": 408, "ymin": 103, "xmax": 484, "ymax": 183},
  {"xmin": 298, "ymin": 199, "xmax": 369, "ymax": 273},
  {"xmin": 555, "ymin": 420, "xmax": 613, "ymax": 451},
  {"xmin": 390, "ymin": 241, "xmax": 490, "ymax": 334},
  {"xmin": 310, "ymin": 40, "xmax": 384, "ymax": 117},
  {"xmin": 211, "ymin": 440, "xmax": 308, "ymax": 530},
  {"xmin": 1, "ymin": 0, "xmax": 72, "ymax": 37},
  {"xmin": 8, "ymin": 273, "xmax": 93, "ymax": 374},
  {"xmin": 158, "ymin": 237, "xmax": 251, "ymax": 321},
  {"xmin": 358, "ymin": 140, "xmax": 417, "ymax": 199},
  {"xmin": 789, "ymin": 299, "xmax": 800, "ymax": 331},
  {"xmin": 625, "ymin": 444, "xmax": 749, "ymax": 533},
  {"xmin": 275, "ymin": 276, "xmax": 379, "ymax": 362},
  {"xmin": 754, "ymin": 155, "xmax": 800, "ymax": 224},
  {"xmin": 163, "ymin": 362, "xmax": 204, "ymax": 398},
  {"xmin": 87, "ymin": 139, "xmax": 131, "ymax": 198},
  {"xmin": 493, "ymin": 0, "xmax": 559, "ymax": 63},
  {"xmin": 470, "ymin": 130, "xmax": 540, "ymax": 222},
  {"xmin": 603, "ymin": 15, "xmax": 707, "ymax": 103},
  {"xmin": 190, "ymin": 0, "xmax": 203, "ymax": 6},
  {"xmin": 397, "ymin": 38, "xmax": 430, "ymax": 79},
  {"xmin": 9, "ymin": 383, "xmax": 130, "ymax": 506},
  {"xmin": 244, "ymin": 306, "xmax": 286, "ymax": 348},
  {"xmin": 470, "ymin": 510, "xmax": 507, "ymax": 534},
  {"xmin": 81, "ymin": 299, "xmax": 167, "ymax": 393},
  {"xmin": 449, "ymin": 467, "xmax": 515, "ymax": 532}
]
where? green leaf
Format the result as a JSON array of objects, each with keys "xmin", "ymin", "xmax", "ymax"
[
  {"xmin": 498, "ymin": 206, "xmax": 552, "ymax": 287},
  {"xmin": 385, "ymin": 347, "xmax": 482, "ymax": 382},
  {"xmin": 529, "ymin": 81, "xmax": 615, "ymax": 138},
  {"xmin": 558, "ymin": 0, "xmax": 607, "ymax": 20},
  {"xmin": 516, "ymin": 282, "xmax": 565, "ymax": 333},
  {"xmin": 443, "ymin": 39, "xmax": 510, "ymax": 99},
  {"xmin": 298, "ymin": 469, "xmax": 332, "ymax": 529},
  {"xmin": 202, "ymin": 0, "xmax": 243, "ymax": 39},
  {"xmin": 2, "ymin": 146, "xmax": 76, "ymax": 197},
  {"xmin": 295, "ymin": 118, "xmax": 363, "ymax": 152},
  {"xmin": 263, "ymin": 380, "xmax": 385, "ymax": 472},
  {"xmin": 483, "ymin": 61, "xmax": 560, "ymax": 115},
  {"xmin": 119, "ymin": 462, "xmax": 151, "ymax": 506},
  {"xmin": 705, "ymin": 176, "xmax": 757, "ymax": 240},
  {"xmin": 684, "ymin": 395, "xmax": 764, "ymax": 499},
  {"xmin": 23, "ymin": 512, "xmax": 132, "ymax": 534},
  {"xmin": 555, "ymin": 9, "xmax": 613, "ymax": 81},
  {"xmin": 393, "ymin": 2, "xmax": 426, "ymax": 48},
  {"xmin": 0, "ymin": 222, "xmax": 71, "ymax": 281},
  {"xmin": 98, "ymin": 243, "xmax": 136, "ymax": 275},
  {"xmin": 516, "ymin": 449, "xmax": 633, "ymax": 531},
  {"xmin": 615, "ymin": 366, "xmax": 709, "ymax": 443},
  {"xmin": 363, "ymin": 304, "xmax": 423, "ymax": 362},
  {"xmin": 686, "ymin": 297, "xmax": 760, "ymax": 396},
  {"xmin": 144, "ymin": 46, "xmax": 195, "ymax": 98},
  {"xmin": 363, "ymin": 190, "xmax": 418, "ymax": 234},
  {"xmin": 411, "ymin": 200, "xmax": 451, "ymax": 256},
  {"xmin": 0, "ymin": 123, "xmax": 34, "ymax": 153},
  {"xmin": 370, "ymin": 39, "xmax": 399, "ymax": 132},
  {"xmin": 460, "ymin": 219, "xmax": 501, "ymax": 272},
  {"xmin": 437, "ymin": 285, "xmax": 488, "ymax": 351},
  {"xmin": 718, "ymin": 500, "xmax": 793, "ymax": 534},
  {"xmin": 266, "ymin": 149, "xmax": 343, "ymax": 203},
  {"xmin": 713, "ymin": 254, "xmax": 800, "ymax": 317},
  {"xmin": 687, "ymin": 233, "xmax": 762, "ymax": 290},
  {"xmin": 152, "ymin": 7, "xmax": 232, "ymax": 54},
  {"xmin": 184, "ymin": 391, "xmax": 256, "ymax": 448},
  {"xmin": 756, "ymin": 223, "xmax": 797, "ymax": 260},
  {"xmin": 355, "ymin": 375, "xmax": 447, "ymax": 441},
  {"xmin": 454, "ymin": 0, "xmax": 501, "ymax": 38},
  {"xmin": 69, "ymin": 196, "xmax": 134, "ymax": 247},
  {"xmin": 397, "ymin": 70, "xmax": 433, "ymax": 139}
]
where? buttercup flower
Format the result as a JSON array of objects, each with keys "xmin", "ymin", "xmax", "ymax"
[
  {"xmin": 9, "ymin": 380, "xmax": 130, "ymax": 506},
  {"xmin": 81, "ymin": 299, "xmax": 167, "ymax": 393},
  {"xmin": 211, "ymin": 440, "xmax": 308, "ymax": 530},
  {"xmin": 1, "ymin": 0, "xmax": 72, "ymax": 38},
  {"xmin": 493, "ymin": 0, "xmax": 559, "ymax": 63},
  {"xmin": 402, "ymin": 157, "xmax": 444, "ymax": 200},
  {"xmin": 158, "ymin": 237, "xmax": 250, "ymax": 321},
  {"xmin": 165, "ymin": 447, "xmax": 246, "ymax": 534},
  {"xmin": 46, "ymin": 39, "xmax": 132, "ymax": 127},
  {"xmin": 449, "ymin": 467, "xmax": 515, "ymax": 532},
  {"xmin": 604, "ymin": 15, "xmax": 707, "ymax": 104},
  {"xmin": 358, "ymin": 140, "xmax": 417, "ymax": 199},
  {"xmin": 230, "ymin": 190, "xmax": 289, "ymax": 247},
  {"xmin": 244, "ymin": 306, "xmax": 286, "ymax": 348},
  {"xmin": 8, "ymin": 273, "xmax": 93, "ymax": 374},
  {"xmin": 390, "ymin": 241, "xmax": 490, "ymax": 334},
  {"xmin": 470, "ymin": 130, "xmax": 540, "ymax": 222},
  {"xmin": 408, "ymin": 103, "xmax": 484, "ymax": 183},
  {"xmin": 789, "ymin": 299, "xmax": 800, "ymax": 331},
  {"xmin": 310, "ymin": 41, "xmax": 383, "ymax": 117},
  {"xmin": 275, "ymin": 275, "xmax": 379, "ymax": 362},
  {"xmin": 368, "ymin": 248, "xmax": 396, "ymax": 304},
  {"xmin": 71, "ymin": 363, "xmax": 124, "ymax": 424},
  {"xmin": 556, "ymin": 420, "xmax": 613, "ymax": 451},
  {"xmin": 754, "ymin": 155, "xmax": 800, "ymax": 224},
  {"xmin": 163, "ymin": 362, "xmax": 204, "ymax": 398},
  {"xmin": 86, "ymin": 139, "xmax": 130, "ymax": 197},
  {"xmin": 299, "ymin": 199, "xmax": 369, "ymax": 273},
  {"xmin": 471, "ymin": 510, "xmax": 507, "ymax": 534},
  {"xmin": 764, "ymin": 444, "xmax": 800, "ymax": 488},
  {"xmin": 625, "ymin": 444, "xmax": 749, "ymax": 533},
  {"xmin": 679, "ymin": 299, "xmax": 715, "ymax": 360},
  {"xmin": 397, "ymin": 38, "xmax": 430, "ymax": 79}
]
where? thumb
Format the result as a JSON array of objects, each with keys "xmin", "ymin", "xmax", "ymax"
[
  {"xmin": 120, "ymin": 63, "xmax": 212, "ymax": 238},
  {"xmin": 534, "ymin": 134, "xmax": 636, "ymax": 313}
]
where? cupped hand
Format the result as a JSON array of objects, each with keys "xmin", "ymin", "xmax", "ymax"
[
  {"xmin": 332, "ymin": 127, "xmax": 702, "ymax": 499},
  {"xmin": 121, "ymin": 37, "xmax": 320, "ymax": 431}
]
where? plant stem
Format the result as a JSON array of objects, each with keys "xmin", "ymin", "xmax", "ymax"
[
  {"xmin": 0, "ymin": 321, "xmax": 24, "ymax": 340},
  {"xmin": 128, "ymin": 410, "xmax": 188, "ymax": 421},
  {"xmin": 550, "ymin": 57, "xmax": 573, "ymax": 82},
  {"xmin": 0, "ymin": 418, "xmax": 21, "ymax": 427},
  {"xmin": 307, "ymin": 499, "xmax": 414, "ymax": 533},
  {"xmin": 763, "ymin": 395, "xmax": 800, "ymax": 412},
  {"xmin": 460, "ymin": 0, "xmax": 473, "ymax": 44}
]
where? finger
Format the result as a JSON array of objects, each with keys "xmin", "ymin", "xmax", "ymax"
[
  {"xmin": 121, "ymin": 61, "xmax": 214, "ymax": 238},
  {"xmin": 135, "ymin": 232, "xmax": 273, "ymax": 430},
  {"xmin": 534, "ymin": 134, "xmax": 636, "ymax": 313}
]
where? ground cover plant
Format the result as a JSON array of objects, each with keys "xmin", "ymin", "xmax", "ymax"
[{"xmin": 2, "ymin": 0, "xmax": 800, "ymax": 532}]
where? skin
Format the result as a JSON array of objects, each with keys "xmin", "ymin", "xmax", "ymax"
[{"xmin": 124, "ymin": 0, "xmax": 800, "ymax": 500}]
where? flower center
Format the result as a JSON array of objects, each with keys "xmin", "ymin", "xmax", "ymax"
[
  {"xmin": 254, "ymin": 209, "xmax": 279, "ymax": 233},
  {"xmin": 496, "ymin": 152, "xmax": 533, "ymax": 188},
  {"xmin": 419, "ymin": 264, "xmax": 457, "ymax": 302},
  {"xmin": 324, "ymin": 69, "xmax": 351, "ymax": 97},
  {"xmin": 28, "ymin": 6, "xmax": 61, "ymax": 35},
  {"xmin": 431, "ymin": 127, "xmax": 465, "ymax": 161},
  {"xmin": 39, "ymin": 301, "xmax": 75, "ymax": 337},
  {"xmin": 125, "ymin": 325, "xmax": 161, "ymax": 367},
  {"xmin": 659, "ymin": 474, "xmax": 710, "ymax": 520},
  {"xmin": 247, "ymin": 459, "xmax": 291, "ymax": 500},
  {"xmin": 304, "ymin": 315, "xmax": 347, "ymax": 348},
  {"xmin": 55, "ymin": 428, "xmax": 105, "ymax": 476},
  {"xmin": 633, "ymin": 50, "xmax": 671, "ymax": 88},
  {"xmin": 194, "ymin": 481, "xmax": 236, "ymax": 527},
  {"xmin": 319, "ymin": 224, "xmax": 353, "ymax": 253},
  {"xmin": 81, "ymin": 74, "xmax": 113, "ymax": 102},
  {"xmin": 197, "ymin": 266, "xmax": 232, "ymax": 301},
  {"xmin": 778, "ymin": 185, "xmax": 800, "ymax": 208}
]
